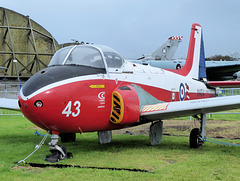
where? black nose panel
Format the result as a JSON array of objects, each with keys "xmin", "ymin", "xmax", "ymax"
[{"xmin": 22, "ymin": 65, "xmax": 106, "ymax": 97}]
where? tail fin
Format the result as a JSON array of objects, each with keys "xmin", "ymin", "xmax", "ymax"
[
  {"xmin": 151, "ymin": 36, "xmax": 183, "ymax": 60},
  {"xmin": 167, "ymin": 23, "xmax": 206, "ymax": 80}
]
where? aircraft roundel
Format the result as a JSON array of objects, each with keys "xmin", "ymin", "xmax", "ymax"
[
  {"xmin": 179, "ymin": 83, "xmax": 185, "ymax": 101},
  {"xmin": 162, "ymin": 47, "xmax": 167, "ymax": 54}
]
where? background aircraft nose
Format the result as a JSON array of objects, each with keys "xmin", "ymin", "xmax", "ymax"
[{"xmin": 233, "ymin": 72, "xmax": 239, "ymax": 80}]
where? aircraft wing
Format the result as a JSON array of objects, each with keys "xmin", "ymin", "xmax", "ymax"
[
  {"xmin": 206, "ymin": 64, "xmax": 240, "ymax": 81},
  {"xmin": 207, "ymin": 81, "xmax": 240, "ymax": 88},
  {"xmin": 0, "ymin": 98, "xmax": 20, "ymax": 110},
  {"xmin": 140, "ymin": 95, "xmax": 240, "ymax": 121}
]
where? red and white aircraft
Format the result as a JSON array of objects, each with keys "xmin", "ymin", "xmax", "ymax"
[{"xmin": 1, "ymin": 23, "xmax": 240, "ymax": 162}]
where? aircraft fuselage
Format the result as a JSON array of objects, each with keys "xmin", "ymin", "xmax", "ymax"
[{"xmin": 18, "ymin": 48, "xmax": 215, "ymax": 133}]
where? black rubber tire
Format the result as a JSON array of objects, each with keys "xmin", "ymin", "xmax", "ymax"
[
  {"xmin": 176, "ymin": 64, "xmax": 181, "ymax": 69},
  {"xmin": 189, "ymin": 128, "xmax": 201, "ymax": 148},
  {"xmin": 60, "ymin": 133, "xmax": 76, "ymax": 143}
]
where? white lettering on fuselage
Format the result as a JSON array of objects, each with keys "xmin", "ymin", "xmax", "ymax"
[
  {"xmin": 62, "ymin": 101, "xmax": 81, "ymax": 117},
  {"xmin": 98, "ymin": 91, "xmax": 105, "ymax": 108}
]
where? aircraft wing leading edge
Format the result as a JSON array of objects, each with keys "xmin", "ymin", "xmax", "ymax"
[
  {"xmin": 0, "ymin": 98, "xmax": 20, "ymax": 110},
  {"xmin": 140, "ymin": 95, "xmax": 240, "ymax": 121}
]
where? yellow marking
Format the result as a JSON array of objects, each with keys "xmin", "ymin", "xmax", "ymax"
[
  {"xmin": 113, "ymin": 110, "xmax": 120, "ymax": 117},
  {"xmin": 141, "ymin": 103, "xmax": 169, "ymax": 113},
  {"xmin": 89, "ymin": 85, "xmax": 105, "ymax": 88},
  {"xmin": 109, "ymin": 91, "xmax": 124, "ymax": 124},
  {"xmin": 114, "ymin": 99, "xmax": 120, "ymax": 104}
]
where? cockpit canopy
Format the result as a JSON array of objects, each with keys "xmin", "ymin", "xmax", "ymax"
[{"xmin": 49, "ymin": 45, "xmax": 124, "ymax": 69}]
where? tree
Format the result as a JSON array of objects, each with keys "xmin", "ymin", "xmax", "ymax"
[{"xmin": 206, "ymin": 55, "xmax": 233, "ymax": 61}]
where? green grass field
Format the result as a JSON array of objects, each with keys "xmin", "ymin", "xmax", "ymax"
[{"xmin": 1, "ymin": 115, "xmax": 240, "ymax": 180}]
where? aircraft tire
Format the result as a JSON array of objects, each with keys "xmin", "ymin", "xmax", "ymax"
[
  {"xmin": 46, "ymin": 145, "xmax": 67, "ymax": 163},
  {"xmin": 60, "ymin": 133, "xmax": 76, "ymax": 143},
  {"xmin": 189, "ymin": 128, "xmax": 202, "ymax": 148},
  {"xmin": 176, "ymin": 64, "xmax": 181, "ymax": 69}
]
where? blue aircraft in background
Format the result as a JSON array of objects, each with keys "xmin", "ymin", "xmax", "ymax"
[{"xmin": 130, "ymin": 36, "xmax": 240, "ymax": 81}]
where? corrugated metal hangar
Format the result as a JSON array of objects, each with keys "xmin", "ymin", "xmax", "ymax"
[{"xmin": 0, "ymin": 7, "xmax": 59, "ymax": 81}]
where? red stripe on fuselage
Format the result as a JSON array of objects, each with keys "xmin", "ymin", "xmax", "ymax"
[{"xmin": 132, "ymin": 83, "xmax": 214, "ymax": 102}]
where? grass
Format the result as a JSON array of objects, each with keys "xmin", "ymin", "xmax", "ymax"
[
  {"xmin": 208, "ymin": 113, "xmax": 240, "ymax": 121},
  {"xmin": 1, "ymin": 115, "xmax": 240, "ymax": 180}
]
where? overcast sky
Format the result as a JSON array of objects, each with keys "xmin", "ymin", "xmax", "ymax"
[{"xmin": 1, "ymin": 0, "xmax": 240, "ymax": 59}]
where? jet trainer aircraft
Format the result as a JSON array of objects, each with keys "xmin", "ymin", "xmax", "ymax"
[{"xmin": 1, "ymin": 23, "xmax": 240, "ymax": 163}]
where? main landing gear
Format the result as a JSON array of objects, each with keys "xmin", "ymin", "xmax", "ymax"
[
  {"xmin": 148, "ymin": 114, "xmax": 206, "ymax": 149},
  {"xmin": 45, "ymin": 132, "xmax": 73, "ymax": 163},
  {"xmin": 149, "ymin": 121, "xmax": 163, "ymax": 146},
  {"xmin": 189, "ymin": 114, "xmax": 206, "ymax": 148}
]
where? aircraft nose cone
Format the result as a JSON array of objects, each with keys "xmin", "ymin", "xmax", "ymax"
[
  {"xmin": 21, "ymin": 65, "xmax": 106, "ymax": 97},
  {"xmin": 233, "ymin": 73, "xmax": 237, "ymax": 79},
  {"xmin": 18, "ymin": 85, "xmax": 70, "ymax": 131}
]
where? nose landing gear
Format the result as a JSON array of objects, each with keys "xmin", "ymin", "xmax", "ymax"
[{"xmin": 45, "ymin": 132, "xmax": 73, "ymax": 163}]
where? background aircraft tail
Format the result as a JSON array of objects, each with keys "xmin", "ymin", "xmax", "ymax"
[
  {"xmin": 137, "ymin": 36, "xmax": 182, "ymax": 60},
  {"xmin": 151, "ymin": 36, "xmax": 183, "ymax": 60},
  {"xmin": 168, "ymin": 23, "xmax": 207, "ymax": 80}
]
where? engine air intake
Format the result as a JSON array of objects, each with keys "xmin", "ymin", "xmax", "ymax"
[{"xmin": 109, "ymin": 91, "xmax": 124, "ymax": 124}]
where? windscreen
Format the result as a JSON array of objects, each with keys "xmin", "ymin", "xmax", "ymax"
[
  {"xmin": 104, "ymin": 52, "xmax": 123, "ymax": 68},
  {"xmin": 49, "ymin": 46, "xmax": 105, "ymax": 69},
  {"xmin": 49, "ymin": 46, "xmax": 72, "ymax": 66}
]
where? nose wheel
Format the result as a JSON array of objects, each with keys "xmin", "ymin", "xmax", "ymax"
[
  {"xmin": 45, "ymin": 132, "xmax": 73, "ymax": 163},
  {"xmin": 45, "ymin": 145, "xmax": 68, "ymax": 163}
]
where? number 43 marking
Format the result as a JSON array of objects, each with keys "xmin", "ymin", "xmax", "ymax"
[{"xmin": 62, "ymin": 101, "xmax": 81, "ymax": 117}]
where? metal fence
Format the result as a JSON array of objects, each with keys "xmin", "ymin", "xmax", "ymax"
[
  {"xmin": 209, "ymin": 88, "xmax": 240, "ymax": 115},
  {"xmin": 0, "ymin": 81, "xmax": 24, "ymax": 99},
  {"xmin": 0, "ymin": 109, "xmax": 22, "ymax": 116},
  {"xmin": 217, "ymin": 88, "xmax": 240, "ymax": 97},
  {"xmin": 0, "ymin": 81, "xmax": 23, "ymax": 116}
]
